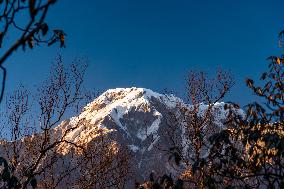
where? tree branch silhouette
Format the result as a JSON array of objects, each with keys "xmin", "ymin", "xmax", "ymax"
[{"xmin": 0, "ymin": 0, "xmax": 66, "ymax": 102}]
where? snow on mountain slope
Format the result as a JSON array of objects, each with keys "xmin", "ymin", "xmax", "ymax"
[
  {"xmin": 56, "ymin": 87, "xmax": 243, "ymax": 152},
  {"xmin": 51, "ymin": 87, "xmax": 244, "ymax": 181},
  {"xmin": 57, "ymin": 88, "xmax": 183, "ymax": 150}
]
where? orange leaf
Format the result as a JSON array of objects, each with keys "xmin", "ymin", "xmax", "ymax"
[{"xmin": 277, "ymin": 57, "xmax": 281, "ymax": 65}]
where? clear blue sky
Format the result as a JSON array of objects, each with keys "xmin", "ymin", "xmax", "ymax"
[{"xmin": 4, "ymin": 0, "xmax": 284, "ymax": 106}]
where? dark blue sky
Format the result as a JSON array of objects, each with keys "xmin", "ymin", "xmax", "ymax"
[{"xmin": 4, "ymin": 0, "xmax": 284, "ymax": 105}]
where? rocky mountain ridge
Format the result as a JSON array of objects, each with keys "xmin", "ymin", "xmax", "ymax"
[
  {"xmin": 0, "ymin": 87, "xmax": 243, "ymax": 187},
  {"xmin": 54, "ymin": 87, "xmax": 242, "ymax": 180}
]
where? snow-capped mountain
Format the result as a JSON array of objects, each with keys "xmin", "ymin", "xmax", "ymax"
[
  {"xmin": 0, "ymin": 87, "xmax": 243, "ymax": 187},
  {"xmin": 57, "ymin": 88, "xmax": 182, "ymax": 152},
  {"xmin": 54, "ymin": 87, "xmax": 186, "ymax": 181},
  {"xmin": 53, "ymin": 87, "xmax": 242, "ymax": 181}
]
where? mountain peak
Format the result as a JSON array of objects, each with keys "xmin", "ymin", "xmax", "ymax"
[
  {"xmin": 83, "ymin": 87, "xmax": 181, "ymax": 113},
  {"xmin": 103, "ymin": 87, "xmax": 162, "ymax": 99},
  {"xmin": 59, "ymin": 88, "xmax": 182, "ymax": 150},
  {"xmin": 87, "ymin": 87, "xmax": 161, "ymax": 107}
]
